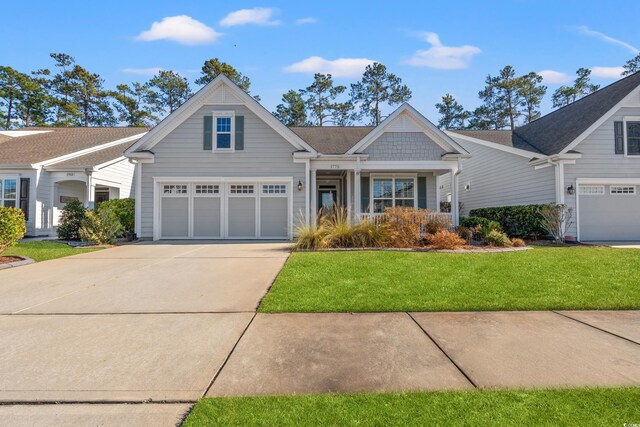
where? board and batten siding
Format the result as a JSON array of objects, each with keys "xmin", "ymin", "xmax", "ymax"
[
  {"xmin": 363, "ymin": 132, "xmax": 447, "ymax": 161},
  {"xmin": 451, "ymin": 138, "xmax": 556, "ymax": 216},
  {"xmin": 139, "ymin": 104, "xmax": 305, "ymax": 238},
  {"xmin": 563, "ymin": 106, "xmax": 640, "ymax": 237}
]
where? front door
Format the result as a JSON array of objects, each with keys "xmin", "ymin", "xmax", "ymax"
[{"xmin": 318, "ymin": 186, "xmax": 337, "ymax": 213}]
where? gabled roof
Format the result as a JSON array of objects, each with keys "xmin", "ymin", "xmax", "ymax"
[
  {"xmin": 347, "ymin": 103, "xmax": 469, "ymax": 155},
  {"xmin": 514, "ymin": 71, "xmax": 640, "ymax": 155},
  {"xmin": 289, "ymin": 126, "xmax": 374, "ymax": 154},
  {"xmin": 45, "ymin": 141, "xmax": 133, "ymax": 169},
  {"xmin": 0, "ymin": 127, "xmax": 149, "ymax": 166},
  {"xmin": 125, "ymin": 74, "xmax": 317, "ymax": 156}
]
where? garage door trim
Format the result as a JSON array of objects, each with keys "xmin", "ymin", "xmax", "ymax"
[
  {"xmin": 153, "ymin": 177, "xmax": 293, "ymax": 240},
  {"xmin": 576, "ymin": 177, "xmax": 640, "ymax": 241}
]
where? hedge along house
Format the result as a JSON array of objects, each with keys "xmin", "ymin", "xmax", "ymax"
[
  {"xmin": 442, "ymin": 71, "xmax": 640, "ymax": 242},
  {"xmin": 0, "ymin": 127, "xmax": 147, "ymax": 236},
  {"xmin": 124, "ymin": 74, "xmax": 470, "ymax": 241}
]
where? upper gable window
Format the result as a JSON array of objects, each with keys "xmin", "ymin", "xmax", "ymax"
[
  {"xmin": 627, "ymin": 122, "xmax": 640, "ymax": 155},
  {"xmin": 213, "ymin": 111, "xmax": 234, "ymax": 151}
]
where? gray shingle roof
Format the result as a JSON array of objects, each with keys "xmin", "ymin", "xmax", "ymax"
[
  {"xmin": 0, "ymin": 127, "xmax": 149, "ymax": 165},
  {"xmin": 449, "ymin": 129, "xmax": 543, "ymax": 154},
  {"xmin": 45, "ymin": 141, "xmax": 135, "ymax": 168},
  {"xmin": 289, "ymin": 126, "xmax": 374, "ymax": 154},
  {"xmin": 514, "ymin": 71, "xmax": 640, "ymax": 155}
]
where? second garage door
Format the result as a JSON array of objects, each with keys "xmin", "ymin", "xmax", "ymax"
[
  {"xmin": 158, "ymin": 181, "xmax": 291, "ymax": 240},
  {"xmin": 579, "ymin": 183, "xmax": 640, "ymax": 241}
]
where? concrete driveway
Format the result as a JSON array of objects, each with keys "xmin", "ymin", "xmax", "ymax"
[{"xmin": 0, "ymin": 241, "xmax": 291, "ymax": 426}]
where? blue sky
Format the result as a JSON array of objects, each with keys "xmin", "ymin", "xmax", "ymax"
[{"xmin": 2, "ymin": 0, "xmax": 639, "ymax": 122}]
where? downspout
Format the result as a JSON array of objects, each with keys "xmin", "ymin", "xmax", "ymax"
[
  {"xmin": 129, "ymin": 158, "xmax": 142, "ymax": 239},
  {"xmin": 452, "ymin": 158, "xmax": 463, "ymax": 227}
]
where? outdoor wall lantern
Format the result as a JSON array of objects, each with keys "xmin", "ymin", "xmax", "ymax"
[
  {"xmin": 297, "ymin": 180, "xmax": 304, "ymax": 191},
  {"xmin": 567, "ymin": 185, "xmax": 575, "ymax": 195}
]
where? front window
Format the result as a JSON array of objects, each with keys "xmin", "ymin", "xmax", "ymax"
[
  {"xmin": 372, "ymin": 177, "xmax": 415, "ymax": 213},
  {"xmin": 627, "ymin": 122, "xmax": 640, "ymax": 155},
  {"xmin": 216, "ymin": 117, "xmax": 232, "ymax": 150},
  {"xmin": 1, "ymin": 179, "xmax": 17, "ymax": 207}
]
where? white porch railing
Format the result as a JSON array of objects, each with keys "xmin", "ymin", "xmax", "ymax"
[{"xmin": 357, "ymin": 211, "xmax": 454, "ymax": 235}]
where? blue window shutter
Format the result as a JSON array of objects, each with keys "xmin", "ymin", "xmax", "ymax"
[
  {"xmin": 614, "ymin": 121, "xmax": 624, "ymax": 154},
  {"xmin": 235, "ymin": 115, "xmax": 244, "ymax": 150},
  {"xmin": 361, "ymin": 176, "xmax": 370, "ymax": 213},
  {"xmin": 203, "ymin": 116, "xmax": 213, "ymax": 150},
  {"xmin": 418, "ymin": 177, "xmax": 427, "ymax": 209}
]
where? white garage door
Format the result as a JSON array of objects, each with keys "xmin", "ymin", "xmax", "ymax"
[
  {"xmin": 579, "ymin": 184, "xmax": 640, "ymax": 241},
  {"xmin": 158, "ymin": 181, "xmax": 290, "ymax": 240}
]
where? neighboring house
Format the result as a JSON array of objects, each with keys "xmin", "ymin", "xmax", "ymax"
[
  {"xmin": 125, "ymin": 75, "xmax": 469, "ymax": 241},
  {"xmin": 0, "ymin": 127, "xmax": 148, "ymax": 236},
  {"xmin": 443, "ymin": 71, "xmax": 640, "ymax": 242}
]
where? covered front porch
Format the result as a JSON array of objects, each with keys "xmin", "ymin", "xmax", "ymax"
[
  {"xmin": 50, "ymin": 171, "xmax": 121, "ymax": 228},
  {"xmin": 305, "ymin": 157, "xmax": 461, "ymax": 226}
]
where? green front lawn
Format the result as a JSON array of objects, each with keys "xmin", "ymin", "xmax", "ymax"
[
  {"xmin": 184, "ymin": 388, "xmax": 640, "ymax": 426},
  {"xmin": 259, "ymin": 246, "xmax": 640, "ymax": 312},
  {"xmin": 3, "ymin": 241, "xmax": 99, "ymax": 262}
]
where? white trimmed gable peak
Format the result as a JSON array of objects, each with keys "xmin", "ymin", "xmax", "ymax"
[
  {"xmin": 347, "ymin": 103, "xmax": 469, "ymax": 155},
  {"xmin": 125, "ymin": 74, "xmax": 316, "ymax": 156}
]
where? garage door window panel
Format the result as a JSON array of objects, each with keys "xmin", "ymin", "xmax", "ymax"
[
  {"xmin": 579, "ymin": 185, "xmax": 605, "ymax": 196},
  {"xmin": 610, "ymin": 186, "xmax": 636, "ymax": 195}
]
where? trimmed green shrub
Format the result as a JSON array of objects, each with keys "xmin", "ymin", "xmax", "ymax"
[
  {"xmin": 57, "ymin": 200, "xmax": 86, "ymax": 241},
  {"xmin": 79, "ymin": 209, "xmax": 123, "ymax": 245},
  {"xmin": 0, "ymin": 207, "xmax": 26, "ymax": 254},
  {"xmin": 97, "ymin": 198, "xmax": 135, "ymax": 234},
  {"xmin": 484, "ymin": 229, "xmax": 512, "ymax": 247},
  {"xmin": 469, "ymin": 205, "xmax": 549, "ymax": 238}
]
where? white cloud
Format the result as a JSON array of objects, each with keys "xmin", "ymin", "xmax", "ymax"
[
  {"xmin": 591, "ymin": 66, "xmax": 625, "ymax": 79},
  {"xmin": 136, "ymin": 15, "xmax": 221, "ymax": 45},
  {"xmin": 283, "ymin": 56, "xmax": 376, "ymax": 78},
  {"xmin": 220, "ymin": 8, "xmax": 281, "ymax": 27},
  {"xmin": 406, "ymin": 32, "xmax": 481, "ymax": 69},
  {"xmin": 574, "ymin": 26, "xmax": 639, "ymax": 54},
  {"xmin": 538, "ymin": 69, "xmax": 571, "ymax": 84},
  {"xmin": 121, "ymin": 67, "xmax": 163, "ymax": 76},
  {"xmin": 295, "ymin": 17, "xmax": 317, "ymax": 25}
]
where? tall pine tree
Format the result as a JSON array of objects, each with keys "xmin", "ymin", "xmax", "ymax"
[
  {"xmin": 301, "ymin": 74, "xmax": 349, "ymax": 126},
  {"xmin": 349, "ymin": 62, "xmax": 412, "ymax": 125},
  {"xmin": 148, "ymin": 70, "xmax": 192, "ymax": 114},
  {"xmin": 435, "ymin": 94, "xmax": 468, "ymax": 129},
  {"xmin": 274, "ymin": 90, "xmax": 309, "ymax": 126},
  {"xmin": 518, "ymin": 72, "xmax": 547, "ymax": 123},
  {"xmin": 552, "ymin": 68, "xmax": 599, "ymax": 108}
]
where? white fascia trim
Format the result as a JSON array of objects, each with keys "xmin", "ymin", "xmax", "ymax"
[
  {"xmin": 442, "ymin": 153, "xmax": 471, "ymax": 160},
  {"xmin": 576, "ymin": 177, "xmax": 640, "ymax": 185},
  {"xmin": 360, "ymin": 160, "xmax": 458, "ymax": 171},
  {"xmin": 36, "ymin": 133, "xmax": 147, "ymax": 168},
  {"xmin": 95, "ymin": 156, "xmax": 128, "ymax": 170},
  {"xmin": 530, "ymin": 153, "xmax": 582, "ymax": 168},
  {"xmin": 152, "ymin": 176, "xmax": 294, "ymax": 183},
  {"xmin": 347, "ymin": 103, "xmax": 469, "ymax": 155},
  {"xmin": 445, "ymin": 131, "xmax": 538, "ymax": 158},
  {"xmin": 0, "ymin": 164, "xmax": 35, "ymax": 169},
  {"xmin": 126, "ymin": 74, "xmax": 317, "ymax": 156},
  {"xmin": 560, "ymin": 84, "xmax": 640, "ymax": 154}
]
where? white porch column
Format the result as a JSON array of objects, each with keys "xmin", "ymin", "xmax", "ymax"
[
  {"xmin": 310, "ymin": 168, "xmax": 317, "ymax": 225},
  {"xmin": 354, "ymin": 170, "xmax": 361, "ymax": 217},
  {"xmin": 451, "ymin": 170, "xmax": 459, "ymax": 227},
  {"xmin": 86, "ymin": 172, "xmax": 95, "ymax": 210},
  {"xmin": 134, "ymin": 161, "xmax": 142, "ymax": 238},
  {"xmin": 346, "ymin": 171, "xmax": 352, "ymax": 222}
]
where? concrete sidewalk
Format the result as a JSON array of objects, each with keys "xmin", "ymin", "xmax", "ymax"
[{"xmin": 208, "ymin": 310, "xmax": 640, "ymax": 396}]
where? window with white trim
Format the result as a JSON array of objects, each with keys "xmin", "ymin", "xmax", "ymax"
[
  {"xmin": 610, "ymin": 185, "xmax": 636, "ymax": 195},
  {"xmin": 627, "ymin": 122, "xmax": 640, "ymax": 155},
  {"xmin": 262, "ymin": 184, "xmax": 287, "ymax": 194},
  {"xmin": 230, "ymin": 184, "xmax": 254, "ymax": 194},
  {"xmin": 578, "ymin": 185, "xmax": 605, "ymax": 195},
  {"xmin": 195, "ymin": 184, "xmax": 219, "ymax": 194},
  {"xmin": 213, "ymin": 111, "xmax": 235, "ymax": 151},
  {"xmin": 0, "ymin": 178, "xmax": 17, "ymax": 207},
  {"xmin": 372, "ymin": 177, "xmax": 415, "ymax": 213},
  {"xmin": 163, "ymin": 184, "xmax": 188, "ymax": 195}
]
